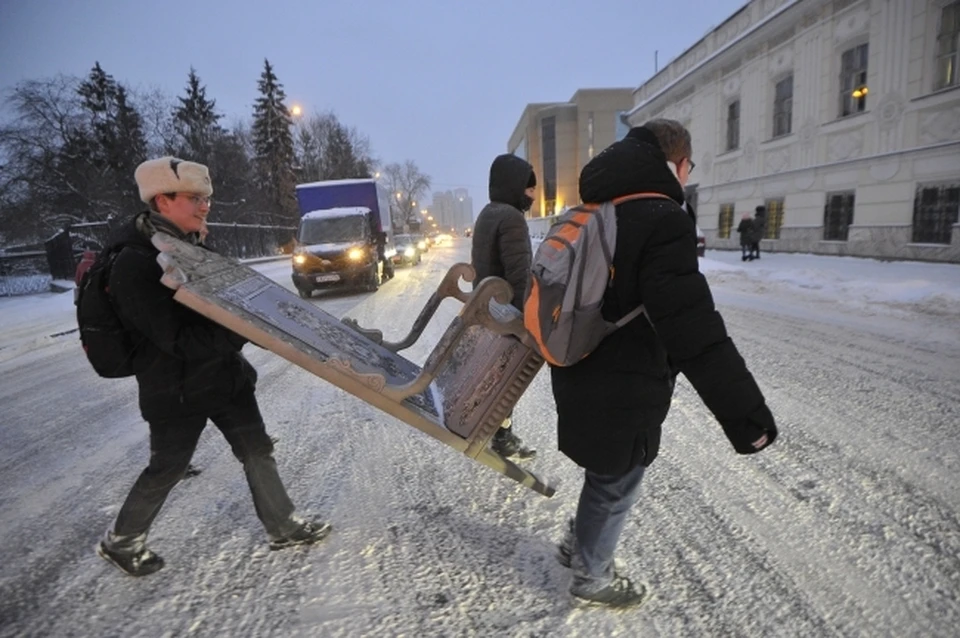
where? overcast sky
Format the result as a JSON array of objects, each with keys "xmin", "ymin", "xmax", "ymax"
[{"xmin": 0, "ymin": 0, "xmax": 748, "ymax": 207}]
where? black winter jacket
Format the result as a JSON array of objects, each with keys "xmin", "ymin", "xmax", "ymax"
[
  {"xmin": 106, "ymin": 212, "xmax": 257, "ymax": 421},
  {"xmin": 737, "ymin": 218, "xmax": 756, "ymax": 246},
  {"xmin": 471, "ymin": 155, "xmax": 534, "ymax": 309},
  {"xmin": 550, "ymin": 132, "xmax": 777, "ymax": 475}
]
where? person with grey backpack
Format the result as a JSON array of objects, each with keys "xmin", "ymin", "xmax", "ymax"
[{"xmin": 544, "ymin": 121, "xmax": 778, "ymax": 609}]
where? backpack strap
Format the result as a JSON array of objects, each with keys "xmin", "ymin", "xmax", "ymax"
[
  {"xmin": 611, "ymin": 192, "xmax": 675, "ymax": 205},
  {"xmin": 614, "ymin": 303, "xmax": 646, "ymax": 328}
]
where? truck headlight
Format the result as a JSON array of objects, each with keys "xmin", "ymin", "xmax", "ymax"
[
  {"xmin": 347, "ymin": 248, "xmax": 365, "ymax": 261},
  {"xmin": 293, "ymin": 254, "xmax": 307, "ymax": 265},
  {"xmin": 404, "ymin": 247, "xmax": 415, "ymax": 257}
]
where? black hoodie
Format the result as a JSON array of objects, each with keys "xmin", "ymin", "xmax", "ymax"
[
  {"xmin": 106, "ymin": 211, "xmax": 255, "ymax": 421},
  {"xmin": 470, "ymin": 154, "xmax": 535, "ymax": 309}
]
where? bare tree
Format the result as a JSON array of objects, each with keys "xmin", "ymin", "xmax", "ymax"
[
  {"xmin": 381, "ymin": 160, "xmax": 431, "ymax": 231},
  {"xmin": 132, "ymin": 86, "xmax": 180, "ymax": 157},
  {"xmin": 0, "ymin": 75, "xmax": 100, "ymax": 238}
]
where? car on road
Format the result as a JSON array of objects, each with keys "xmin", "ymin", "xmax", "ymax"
[
  {"xmin": 391, "ymin": 234, "xmax": 422, "ymax": 267},
  {"xmin": 696, "ymin": 225, "xmax": 706, "ymax": 257}
]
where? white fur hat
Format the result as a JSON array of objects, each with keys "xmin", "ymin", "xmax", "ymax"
[{"xmin": 134, "ymin": 156, "xmax": 213, "ymax": 204}]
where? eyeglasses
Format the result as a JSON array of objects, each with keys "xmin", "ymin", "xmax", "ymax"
[
  {"xmin": 686, "ymin": 158, "xmax": 696, "ymax": 174},
  {"xmin": 166, "ymin": 193, "xmax": 211, "ymax": 206}
]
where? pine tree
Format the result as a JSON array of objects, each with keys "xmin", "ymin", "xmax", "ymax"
[
  {"xmin": 173, "ymin": 68, "xmax": 223, "ymax": 165},
  {"xmin": 77, "ymin": 62, "xmax": 119, "ymax": 171},
  {"xmin": 250, "ymin": 59, "xmax": 298, "ymax": 226},
  {"xmin": 69, "ymin": 62, "xmax": 148, "ymax": 219},
  {"xmin": 112, "ymin": 84, "xmax": 148, "ymax": 209}
]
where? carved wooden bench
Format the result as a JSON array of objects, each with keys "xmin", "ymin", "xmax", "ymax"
[{"xmin": 152, "ymin": 233, "xmax": 554, "ymax": 496}]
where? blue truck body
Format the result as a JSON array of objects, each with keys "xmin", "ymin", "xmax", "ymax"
[
  {"xmin": 291, "ymin": 179, "xmax": 396, "ymax": 296},
  {"xmin": 295, "ymin": 178, "xmax": 393, "ymax": 232}
]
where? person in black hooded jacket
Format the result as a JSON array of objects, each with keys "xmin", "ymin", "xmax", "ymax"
[
  {"xmin": 550, "ymin": 121, "xmax": 778, "ymax": 608},
  {"xmin": 95, "ymin": 157, "xmax": 330, "ymax": 577},
  {"xmin": 470, "ymin": 153, "xmax": 537, "ymax": 460}
]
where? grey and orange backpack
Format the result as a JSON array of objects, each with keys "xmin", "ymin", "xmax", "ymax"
[{"xmin": 523, "ymin": 193, "xmax": 669, "ymax": 366}]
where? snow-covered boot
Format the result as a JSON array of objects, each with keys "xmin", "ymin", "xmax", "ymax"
[
  {"xmin": 491, "ymin": 427, "xmax": 536, "ymax": 461},
  {"xmin": 269, "ymin": 518, "xmax": 332, "ymax": 550},
  {"xmin": 572, "ymin": 574, "xmax": 647, "ymax": 609},
  {"xmin": 97, "ymin": 531, "xmax": 165, "ymax": 577}
]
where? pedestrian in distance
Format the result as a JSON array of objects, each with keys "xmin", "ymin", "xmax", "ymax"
[
  {"xmin": 750, "ymin": 205, "xmax": 767, "ymax": 260},
  {"xmin": 737, "ymin": 213, "xmax": 756, "ymax": 261}
]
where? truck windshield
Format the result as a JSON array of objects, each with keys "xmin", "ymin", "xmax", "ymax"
[{"xmin": 299, "ymin": 215, "xmax": 367, "ymax": 244}]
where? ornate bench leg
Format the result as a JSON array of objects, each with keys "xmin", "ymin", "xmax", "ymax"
[
  {"xmin": 342, "ymin": 262, "xmax": 475, "ymax": 352},
  {"xmin": 474, "ymin": 447, "xmax": 557, "ymax": 497}
]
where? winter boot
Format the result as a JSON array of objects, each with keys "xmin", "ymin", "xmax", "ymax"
[
  {"xmin": 269, "ymin": 518, "xmax": 332, "ymax": 550},
  {"xmin": 491, "ymin": 427, "xmax": 536, "ymax": 461},
  {"xmin": 97, "ymin": 531, "xmax": 165, "ymax": 577},
  {"xmin": 572, "ymin": 574, "xmax": 647, "ymax": 609}
]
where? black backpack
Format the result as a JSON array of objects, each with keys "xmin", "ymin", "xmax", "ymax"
[{"xmin": 75, "ymin": 244, "xmax": 142, "ymax": 378}]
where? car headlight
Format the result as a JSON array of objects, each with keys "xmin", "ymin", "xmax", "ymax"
[
  {"xmin": 418, "ymin": 241, "xmax": 426, "ymax": 250},
  {"xmin": 404, "ymin": 247, "xmax": 415, "ymax": 257},
  {"xmin": 293, "ymin": 254, "xmax": 307, "ymax": 265},
  {"xmin": 347, "ymin": 248, "xmax": 365, "ymax": 261}
]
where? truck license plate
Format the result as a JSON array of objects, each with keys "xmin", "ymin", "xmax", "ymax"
[{"xmin": 315, "ymin": 273, "xmax": 340, "ymax": 283}]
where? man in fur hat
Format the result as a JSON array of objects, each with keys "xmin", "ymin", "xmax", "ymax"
[{"xmin": 96, "ymin": 157, "xmax": 330, "ymax": 577}]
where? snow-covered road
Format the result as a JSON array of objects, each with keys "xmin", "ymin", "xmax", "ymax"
[{"xmin": 1, "ymin": 241, "xmax": 958, "ymax": 637}]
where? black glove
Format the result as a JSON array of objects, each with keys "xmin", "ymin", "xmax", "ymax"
[{"xmin": 720, "ymin": 403, "xmax": 778, "ymax": 455}]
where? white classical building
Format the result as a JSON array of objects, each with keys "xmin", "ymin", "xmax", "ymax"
[{"xmin": 624, "ymin": 0, "xmax": 960, "ymax": 262}]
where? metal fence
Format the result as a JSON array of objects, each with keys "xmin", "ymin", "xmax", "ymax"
[
  {"xmin": 1, "ymin": 218, "xmax": 297, "ymax": 296},
  {"xmin": 203, "ymin": 222, "xmax": 297, "ymax": 259}
]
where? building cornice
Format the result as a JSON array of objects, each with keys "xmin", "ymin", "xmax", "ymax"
[
  {"xmin": 701, "ymin": 140, "xmax": 960, "ymax": 190},
  {"xmin": 627, "ymin": 0, "xmax": 808, "ymax": 119}
]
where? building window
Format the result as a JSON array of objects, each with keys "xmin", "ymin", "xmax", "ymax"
[
  {"xmin": 541, "ymin": 116, "xmax": 557, "ymax": 215},
  {"xmin": 912, "ymin": 183, "xmax": 959, "ymax": 244},
  {"xmin": 839, "ymin": 43, "xmax": 869, "ymax": 117},
  {"xmin": 718, "ymin": 204, "xmax": 735, "ymax": 238},
  {"xmin": 726, "ymin": 100, "xmax": 740, "ymax": 151},
  {"xmin": 823, "ymin": 191, "xmax": 855, "ymax": 241},
  {"xmin": 764, "ymin": 198, "xmax": 785, "ymax": 239},
  {"xmin": 773, "ymin": 75, "xmax": 793, "ymax": 138},
  {"xmin": 936, "ymin": 1, "xmax": 960, "ymax": 90}
]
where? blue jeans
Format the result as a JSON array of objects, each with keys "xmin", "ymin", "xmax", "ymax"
[{"xmin": 571, "ymin": 463, "xmax": 647, "ymax": 594}]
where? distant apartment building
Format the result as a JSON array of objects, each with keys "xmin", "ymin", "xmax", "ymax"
[
  {"xmin": 507, "ymin": 88, "xmax": 634, "ymax": 218},
  {"xmin": 429, "ymin": 189, "xmax": 474, "ymax": 233},
  {"xmin": 624, "ymin": 0, "xmax": 960, "ymax": 262}
]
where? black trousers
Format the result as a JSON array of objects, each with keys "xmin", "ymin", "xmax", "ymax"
[{"xmin": 113, "ymin": 390, "xmax": 297, "ymax": 539}]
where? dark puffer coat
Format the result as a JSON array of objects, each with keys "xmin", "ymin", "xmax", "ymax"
[
  {"xmin": 550, "ymin": 131, "xmax": 777, "ymax": 476},
  {"xmin": 106, "ymin": 212, "xmax": 257, "ymax": 421},
  {"xmin": 470, "ymin": 154, "xmax": 534, "ymax": 309}
]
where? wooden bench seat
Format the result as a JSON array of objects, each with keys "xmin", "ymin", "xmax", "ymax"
[{"xmin": 153, "ymin": 233, "xmax": 554, "ymax": 496}]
